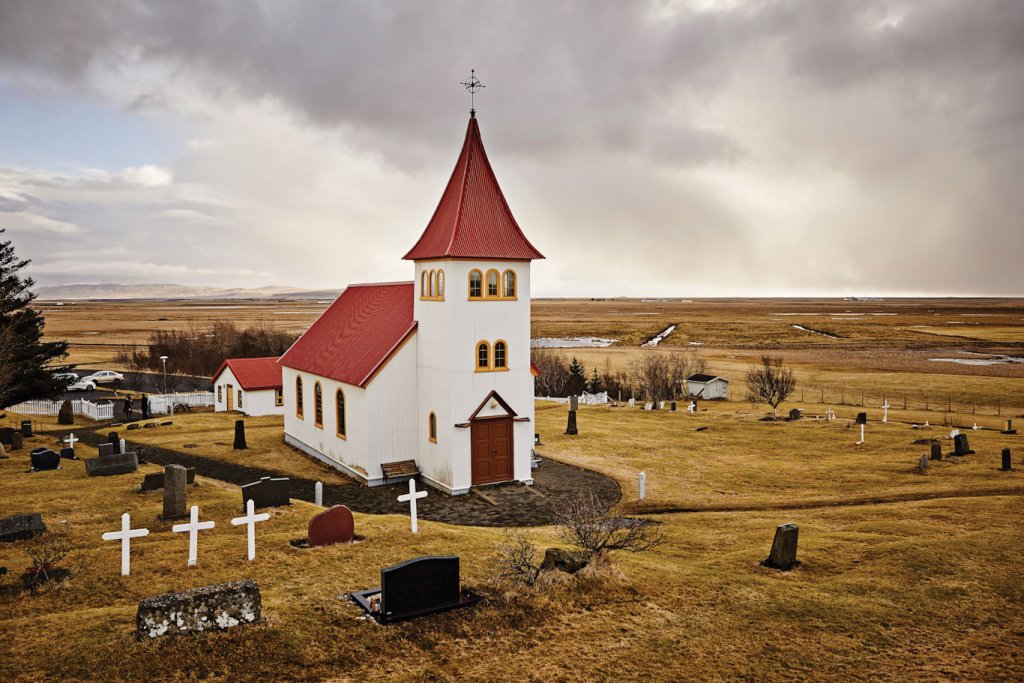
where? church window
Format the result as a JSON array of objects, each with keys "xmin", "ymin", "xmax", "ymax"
[
  {"xmin": 494, "ymin": 340, "xmax": 507, "ymax": 369},
  {"xmin": 429, "ymin": 270, "xmax": 436, "ymax": 297},
  {"xmin": 237, "ymin": 390, "xmax": 243, "ymax": 408},
  {"xmin": 314, "ymin": 382, "xmax": 323, "ymax": 428},
  {"xmin": 296, "ymin": 376, "xmax": 304, "ymax": 418},
  {"xmin": 217, "ymin": 385, "xmax": 222, "ymax": 403},
  {"xmin": 428, "ymin": 412, "xmax": 437, "ymax": 443},
  {"xmin": 436, "ymin": 270, "xmax": 445, "ymax": 298},
  {"xmin": 274, "ymin": 388, "xmax": 283, "ymax": 406},
  {"xmin": 477, "ymin": 341, "xmax": 490, "ymax": 370},
  {"xmin": 469, "ymin": 269, "xmax": 482, "ymax": 298},
  {"xmin": 503, "ymin": 270, "xmax": 516, "ymax": 298},
  {"xmin": 486, "ymin": 269, "xmax": 499, "ymax": 297},
  {"xmin": 420, "ymin": 271, "xmax": 428, "ymax": 298},
  {"xmin": 336, "ymin": 389, "xmax": 347, "ymax": 439}
]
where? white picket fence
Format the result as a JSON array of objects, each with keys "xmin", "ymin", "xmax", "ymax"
[
  {"xmin": 7, "ymin": 392, "xmax": 213, "ymax": 421},
  {"xmin": 7, "ymin": 398, "xmax": 114, "ymax": 421}
]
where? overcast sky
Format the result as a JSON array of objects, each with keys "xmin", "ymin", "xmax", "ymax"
[{"xmin": 1, "ymin": 1, "xmax": 1022, "ymax": 297}]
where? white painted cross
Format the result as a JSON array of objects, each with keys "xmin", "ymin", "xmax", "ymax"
[
  {"xmin": 638, "ymin": 471, "xmax": 646, "ymax": 500},
  {"xmin": 856, "ymin": 424, "xmax": 865, "ymax": 445},
  {"xmin": 101, "ymin": 513, "xmax": 149, "ymax": 576},
  {"xmin": 972, "ymin": 423, "xmax": 980, "ymax": 430},
  {"xmin": 688, "ymin": 401, "xmax": 696, "ymax": 413},
  {"xmin": 397, "ymin": 478, "xmax": 428, "ymax": 533},
  {"xmin": 63, "ymin": 432, "xmax": 79, "ymax": 450},
  {"xmin": 882, "ymin": 400, "xmax": 890, "ymax": 424},
  {"xmin": 231, "ymin": 498, "xmax": 270, "ymax": 561},
  {"xmin": 826, "ymin": 407, "xmax": 835, "ymax": 422},
  {"xmin": 171, "ymin": 505, "xmax": 216, "ymax": 567}
]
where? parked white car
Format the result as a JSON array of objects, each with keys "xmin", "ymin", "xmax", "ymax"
[
  {"xmin": 67, "ymin": 377, "xmax": 96, "ymax": 392},
  {"xmin": 80, "ymin": 370, "xmax": 124, "ymax": 385}
]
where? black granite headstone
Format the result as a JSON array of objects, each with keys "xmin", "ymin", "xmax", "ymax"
[
  {"xmin": 10, "ymin": 431, "xmax": 22, "ymax": 450},
  {"xmin": 763, "ymin": 523, "xmax": 799, "ymax": 570},
  {"xmin": 0, "ymin": 427, "xmax": 14, "ymax": 445},
  {"xmin": 670, "ymin": 401, "xmax": 677, "ymax": 412},
  {"xmin": 233, "ymin": 420, "xmax": 247, "ymax": 450},
  {"xmin": 788, "ymin": 408, "xmax": 802, "ymax": 421},
  {"xmin": 351, "ymin": 556, "xmax": 478, "ymax": 624},
  {"xmin": 929, "ymin": 441, "xmax": 942, "ymax": 461},
  {"xmin": 1001, "ymin": 448, "xmax": 1013, "ymax": 471},
  {"xmin": 107, "ymin": 432, "xmax": 120, "ymax": 454},
  {"xmin": 0, "ymin": 513, "xmax": 46, "ymax": 542},
  {"xmin": 98, "ymin": 443, "xmax": 115, "ymax": 457},
  {"xmin": 60, "ymin": 447, "xmax": 77, "ymax": 460},
  {"xmin": 84, "ymin": 452, "xmax": 138, "ymax": 477},
  {"xmin": 20, "ymin": 420, "xmax": 32, "ymax": 437},
  {"xmin": 952, "ymin": 433, "xmax": 974, "ymax": 456},
  {"xmin": 565, "ymin": 410, "xmax": 578, "ymax": 435},
  {"xmin": 855, "ymin": 412, "xmax": 867, "ymax": 425},
  {"xmin": 241, "ymin": 476, "xmax": 290, "ymax": 509},
  {"xmin": 30, "ymin": 449, "xmax": 61, "ymax": 471}
]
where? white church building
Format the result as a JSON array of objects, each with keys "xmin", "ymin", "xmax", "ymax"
[{"xmin": 279, "ymin": 112, "xmax": 544, "ymax": 495}]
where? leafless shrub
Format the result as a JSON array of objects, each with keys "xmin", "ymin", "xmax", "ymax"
[
  {"xmin": 745, "ymin": 354, "xmax": 797, "ymax": 418},
  {"xmin": 21, "ymin": 527, "xmax": 78, "ymax": 592},
  {"xmin": 554, "ymin": 490, "xmax": 665, "ymax": 558},
  {"xmin": 631, "ymin": 349, "xmax": 705, "ymax": 407},
  {"xmin": 491, "ymin": 529, "xmax": 543, "ymax": 587},
  {"xmin": 531, "ymin": 347, "xmax": 569, "ymax": 397}
]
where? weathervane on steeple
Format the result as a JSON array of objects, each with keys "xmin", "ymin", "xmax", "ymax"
[{"xmin": 460, "ymin": 69, "xmax": 485, "ymax": 117}]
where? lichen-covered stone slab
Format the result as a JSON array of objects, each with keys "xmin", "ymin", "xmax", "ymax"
[
  {"xmin": 136, "ymin": 580, "xmax": 261, "ymax": 639},
  {"xmin": 0, "ymin": 513, "xmax": 46, "ymax": 543}
]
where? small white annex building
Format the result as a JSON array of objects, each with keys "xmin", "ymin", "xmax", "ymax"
[
  {"xmin": 686, "ymin": 374, "xmax": 730, "ymax": 400},
  {"xmin": 212, "ymin": 357, "xmax": 284, "ymax": 417},
  {"xmin": 279, "ymin": 111, "xmax": 543, "ymax": 494}
]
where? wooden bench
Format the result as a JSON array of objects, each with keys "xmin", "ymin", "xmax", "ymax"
[{"xmin": 381, "ymin": 459, "xmax": 420, "ymax": 483}]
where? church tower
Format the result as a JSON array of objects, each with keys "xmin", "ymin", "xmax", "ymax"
[{"xmin": 404, "ymin": 112, "xmax": 544, "ymax": 494}]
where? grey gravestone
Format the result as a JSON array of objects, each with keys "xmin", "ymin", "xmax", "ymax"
[
  {"xmin": 30, "ymin": 449, "xmax": 60, "ymax": 471},
  {"xmin": 1001, "ymin": 448, "xmax": 1013, "ymax": 471},
  {"xmin": 136, "ymin": 580, "xmax": 262, "ymax": 639},
  {"xmin": 952, "ymin": 433, "xmax": 974, "ymax": 456},
  {"xmin": 143, "ymin": 423, "xmax": 157, "ymax": 429},
  {"xmin": 241, "ymin": 476, "xmax": 291, "ymax": 509},
  {"xmin": 764, "ymin": 523, "xmax": 799, "ymax": 571},
  {"xmin": 930, "ymin": 441, "xmax": 943, "ymax": 461},
  {"xmin": 141, "ymin": 467, "xmax": 196, "ymax": 492},
  {"xmin": 918, "ymin": 454, "xmax": 930, "ymax": 470},
  {"xmin": 1001, "ymin": 419, "xmax": 1016, "ymax": 435},
  {"xmin": 162, "ymin": 465, "xmax": 188, "ymax": 519},
  {"xmin": 233, "ymin": 420, "xmax": 247, "ymax": 450},
  {"xmin": 10, "ymin": 431, "xmax": 22, "ymax": 450},
  {"xmin": 569, "ymin": 395, "xmax": 579, "ymax": 412},
  {"xmin": 107, "ymin": 432, "xmax": 120, "ymax": 454},
  {"xmin": 84, "ymin": 452, "xmax": 139, "ymax": 477},
  {"xmin": 0, "ymin": 427, "xmax": 13, "ymax": 445},
  {"xmin": 855, "ymin": 412, "xmax": 867, "ymax": 425},
  {"xmin": 352, "ymin": 556, "xmax": 476, "ymax": 624},
  {"xmin": 565, "ymin": 410, "xmax": 578, "ymax": 435},
  {"xmin": 788, "ymin": 408, "xmax": 802, "ymax": 421},
  {"xmin": 20, "ymin": 420, "xmax": 32, "ymax": 437},
  {"xmin": 0, "ymin": 513, "xmax": 46, "ymax": 542},
  {"xmin": 127, "ymin": 423, "xmax": 142, "ymax": 430},
  {"xmin": 670, "ymin": 401, "xmax": 677, "ymax": 412},
  {"xmin": 98, "ymin": 443, "xmax": 115, "ymax": 457},
  {"xmin": 59, "ymin": 447, "xmax": 77, "ymax": 460}
]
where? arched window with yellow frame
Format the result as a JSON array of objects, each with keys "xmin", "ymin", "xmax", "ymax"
[
  {"xmin": 436, "ymin": 270, "xmax": 445, "ymax": 298},
  {"xmin": 486, "ymin": 269, "xmax": 499, "ymax": 298},
  {"xmin": 420, "ymin": 271, "xmax": 428, "ymax": 299},
  {"xmin": 428, "ymin": 412, "xmax": 437, "ymax": 443},
  {"xmin": 295, "ymin": 376, "xmax": 304, "ymax": 418},
  {"xmin": 429, "ymin": 269, "xmax": 436, "ymax": 298},
  {"xmin": 468, "ymin": 269, "xmax": 483, "ymax": 298},
  {"xmin": 476, "ymin": 341, "xmax": 491, "ymax": 370},
  {"xmin": 314, "ymin": 382, "xmax": 323, "ymax": 428},
  {"xmin": 493, "ymin": 340, "xmax": 508, "ymax": 369},
  {"xmin": 336, "ymin": 389, "xmax": 347, "ymax": 439},
  {"xmin": 502, "ymin": 270, "xmax": 516, "ymax": 299}
]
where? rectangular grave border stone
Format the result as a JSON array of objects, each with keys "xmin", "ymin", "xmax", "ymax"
[
  {"xmin": 241, "ymin": 476, "xmax": 291, "ymax": 509},
  {"xmin": 0, "ymin": 513, "xmax": 46, "ymax": 542},
  {"xmin": 136, "ymin": 580, "xmax": 262, "ymax": 639},
  {"xmin": 350, "ymin": 555, "xmax": 480, "ymax": 624},
  {"xmin": 84, "ymin": 452, "xmax": 139, "ymax": 477}
]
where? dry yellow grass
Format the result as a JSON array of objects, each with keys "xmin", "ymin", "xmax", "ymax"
[{"xmin": 1, "ymin": 407, "xmax": 1022, "ymax": 681}]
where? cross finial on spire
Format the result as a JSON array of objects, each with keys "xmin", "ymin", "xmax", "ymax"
[{"xmin": 460, "ymin": 69, "xmax": 485, "ymax": 117}]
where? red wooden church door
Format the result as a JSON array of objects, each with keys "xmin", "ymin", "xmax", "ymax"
[{"xmin": 470, "ymin": 417, "xmax": 513, "ymax": 485}]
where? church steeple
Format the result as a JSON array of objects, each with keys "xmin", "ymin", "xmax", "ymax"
[{"xmin": 403, "ymin": 116, "xmax": 544, "ymax": 261}]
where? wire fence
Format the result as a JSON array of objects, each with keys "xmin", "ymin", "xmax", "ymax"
[{"xmin": 795, "ymin": 386, "xmax": 1021, "ymax": 418}]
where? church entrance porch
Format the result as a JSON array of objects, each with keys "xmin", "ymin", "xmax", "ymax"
[{"xmin": 470, "ymin": 416, "xmax": 513, "ymax": 485}]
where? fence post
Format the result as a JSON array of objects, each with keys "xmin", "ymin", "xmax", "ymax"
[
  {"xmin": 903, "ymin": 394, "xmax": 907, "ymax": 410},
  {"xmin": 947, "ymin": 397, "xmax": 951, "ymax": 413},
  {"xmin": 997, "ymin": 400, "xmax": 1001, "ymax": 416}
]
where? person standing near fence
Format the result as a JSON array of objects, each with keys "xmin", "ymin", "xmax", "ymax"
[
  {"xmin": 140, "ymin": 394, "xmax": 150, "ymax": 420},
  {"xmin": 123, "ymin": 395, "xmax": 134, "ymax": 422}
]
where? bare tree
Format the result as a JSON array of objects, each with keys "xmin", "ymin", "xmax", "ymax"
[
  {"xmin": 554, "ymin": 490, "xmax": 664, "ymax": 558},
  {"xmin": 745, "ymin": 354, "xmax": 797, "ymax": 418},
  {"xmin": 631, "ymin": 349, "xmax": 704, "ymax": 407},
  {"xmin": 491, "ymin": 529, "xmax": 543, "ymax": 586},
  {"xmin": 531, "ymin": 347, "xmax": 569, "ymax": 397}
]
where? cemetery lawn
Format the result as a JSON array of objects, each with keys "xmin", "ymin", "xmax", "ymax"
[{"xmin": 0, "ymin": 410, "xmax": 1021, "ymax": 680}]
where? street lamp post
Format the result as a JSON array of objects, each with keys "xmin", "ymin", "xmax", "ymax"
[{"xmin": 160, "ymin": 356, "xmax": 168, "ymax": 395}]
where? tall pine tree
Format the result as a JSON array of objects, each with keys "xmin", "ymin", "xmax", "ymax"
[{"xmin": 0, "ymin": 229, "xmax": 70, "ymax": 408}]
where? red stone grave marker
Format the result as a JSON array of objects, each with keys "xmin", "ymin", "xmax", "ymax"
[{"xmin": 308, "ymin": 505, "xmax": 355, "ymax": 547}]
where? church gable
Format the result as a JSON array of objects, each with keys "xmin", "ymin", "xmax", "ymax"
[{"xmin": 468, "ymin": 390, "xmax": 518, "ymax": 421}]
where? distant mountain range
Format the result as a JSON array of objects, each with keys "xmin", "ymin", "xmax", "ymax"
[{"xmin": 35, "ymin": 283, "xmax": 345, "ymax": 301}]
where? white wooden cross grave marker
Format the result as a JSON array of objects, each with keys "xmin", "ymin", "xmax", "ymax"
[
  {"xmin": 857, "ymin": 423, "xmax": 865, "ymax": 445},
  {"xmin": 231, "ymin": 498, "xmax": 270, "ymax": 561},
  {"xmin": 172, "ymin": 505, "xmax": 216, "ymax": 567},
  {"xmin": 397, "ymin": 478, "xmax": 428, "ymax": 533},
  {"xmin": 101, "ymin": 513, "xmax": 149, "ymax": 576},
  {"xmin": 882, "ymin": 400, "xmax": 890, "ymax": 424},
  {"xmin": 688, "ymin": 401, "xmax": 696, "ymax": 413},
  {"xmin": 63, "ymin": 432, "xmax": 79, "ymax": 451},
  {"xmin": 826, "ymin": 407, "xmax": 835, "ymax": 422}
]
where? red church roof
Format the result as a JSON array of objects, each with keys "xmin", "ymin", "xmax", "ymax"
[
  {"xmin": 278, "ymin": 282, "xmax": 417, "ymax": 387},
  {"xmin": 403, "ymin": 116, "xmax": 544, "ymax": 261},
  {"xmin": 211, "ymin": 356, "xmax": 282, "ymax": 391}
]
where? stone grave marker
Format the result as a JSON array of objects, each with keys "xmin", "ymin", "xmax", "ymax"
[
  {"xmin": 569, "ymin": 395, "xmax": 579, "ymax": 411},
  {"xmin": 1001, "ymin": 448, "xmax": 1013, "ymax": 471},
  {"xmin": 952, "ymin": 433, "xmax": 974, "ymax": 456},
  {"xmin": 308, "ymin": 505, "xmax": 355, "ymax": 547},
  {"xmin": 21, "ymin": 420, "xmax": 33, "ymax": 437},
  {"xmin": 763, "ymin": 523, "xmax": 799, "ymax": 571},
  {"xmin": 1001, "ymin": 419, "xmax": 1016, "ymax": 435},
  {"xmin": 670, "ymin": 401, "xmax": 677, "ymax": 412},
  {"xmin": 162, "ymin": 465, "xmax": 189, "ymax": 520},
  {"xmin": 918, "ymin": 454, "xmax": 930, "ymax": 470},
  {"xmin": 0, "ymin": 427, "xmax": 14, "ymax": 445},
  {"xmin": 98, "ymin": 443, "xmax": 115, "ymax": 457},
  {"xmin": 57, "ymin": 400, "xmax": 74, "ymax": 424},
  {"xmin": 351, "ymin": 556, "xmax": 477, "ymax": 624},
  {"xmin": 0, "ymin": 513, "xmax": 46, "ymax": 542},
  {"xmin": 10, "ymin": 431, "xmax": 22, "ymax": 450},
  {"xmin": 855, "ymin": 412, "xmax": 867, "ymax": 425},
  {"xmin": 30, "ymin": 448, "xmax": 61, "ymax": 471},
  {"xmin": 241, "ymin": 476, "xmax": 291, "ymax": 509},
  {"xmin": 84, "ymin": 452, "xmax": 139, "ymax": 477},
  {"xmin": 107, "ymin": 432, "xmax": 120, "ymax": 454},
  {"xmin": 788, "ymin": 408, "xmax": 802, "ymax": 421},
  {"xmin": 565, "ymin": 409, "xmax": 578, "ymax": 435},
  {"xmin": 314, "ymin": 481, "xmax": 323, "ymax": 507},
  {"xmin": 140, "ymin": 467, "xmax": 196, "ymax": 491},
  {"xmin": 233, "ymin": 420, "xmax": 247, "ymax": 450},
  {"xmin": 930, "ymin": 441, "xmax": 943, "ymax": 461},
  {"xmin": 136, "ymin": 580, "xmax": 262, "ymax": 639},
  {"xmin": 0, "ymin": 442, "xmax": 6, "ymax": 459}
]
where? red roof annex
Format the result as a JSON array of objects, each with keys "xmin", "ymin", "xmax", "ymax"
[
  {"xmin": 403, "ymin": 116, "xmax": 544, "ymax": 261},
  {"xmin": 211, "ymin": 356, "xmax": 283, "ymax": 391},
  {"xmin": 278, "ymin": 282, "xmax": 417, "ymax": 387}
]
